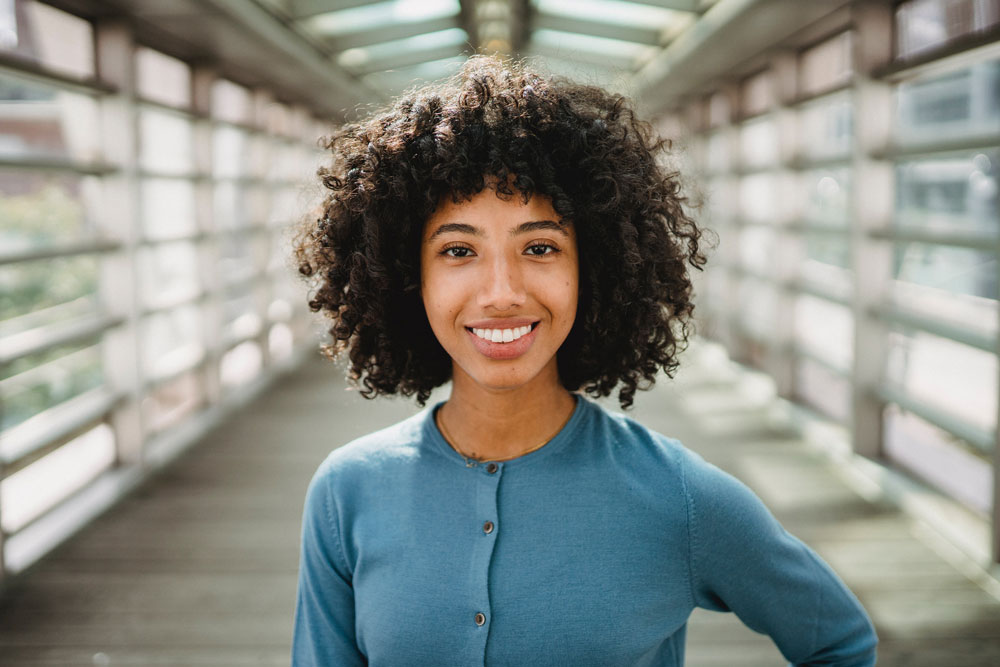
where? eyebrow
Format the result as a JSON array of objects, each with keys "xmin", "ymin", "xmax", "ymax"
[{"xmin": 427, "ymin": 219, "xmax": 570, "ymax": 241}]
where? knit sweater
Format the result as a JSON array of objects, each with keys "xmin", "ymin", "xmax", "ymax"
[{"xmin": 292, "ymin": 394, "xmax": 877, "ymax": 666}]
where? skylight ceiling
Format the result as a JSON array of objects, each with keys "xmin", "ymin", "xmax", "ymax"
[{"xmin": 290, "ymin": 0, "xmax": 709, "ymax": 95}]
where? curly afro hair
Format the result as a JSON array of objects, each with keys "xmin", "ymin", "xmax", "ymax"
[{"xmin": 293, "ymin": 55, "xmax": 710, "ymax": 409}]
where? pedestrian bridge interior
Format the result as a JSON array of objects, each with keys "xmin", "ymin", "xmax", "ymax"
[{"xmin": 0, "ymin": 0, "xmax": 998, "ymax": 664}]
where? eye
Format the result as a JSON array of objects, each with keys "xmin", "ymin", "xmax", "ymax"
[
  {"xmin": 442, "ymin": 245, "xmax": 474, "ymax": 258},
  {"xmin": 525, "ymin": 243, "xmax": 558, "ymax": 256}
]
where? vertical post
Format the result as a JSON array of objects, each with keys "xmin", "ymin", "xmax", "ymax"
[
  {"xmin": 191, "ymin": 65, "xmax": 223, "ymax": 410},
  {"xmin": 994, "ymin": 268, "xmax": 1000, "ymax": 564},
  {"xmin": 717, "ymin": 83, "xmax": 744, "ymax": 362},
  {"xmin": 95, "ymin": 20, "xmax": 145, "ymax": 466},
  {"xmin": 850, "ymin": 1, "xmax": 894, "ymax": 460},
  {"xmin": 251, "ymin": 88, "xmax": 275, "ymax": 372},
  {"xmin": 769, "ymin": 49, "xmax": 803, "ymax": 399}
]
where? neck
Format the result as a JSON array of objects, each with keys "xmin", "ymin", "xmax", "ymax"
[{"xmin": 438, "ymin": 363, "xmax": 576, "ymax": 462}]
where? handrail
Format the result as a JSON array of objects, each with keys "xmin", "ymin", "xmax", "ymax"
[
  {"xmin": 0, "ymin": 156, "xmax": 118, "ymax": 174},
  {"xmin": 875, "ymin": 383, "xmax": 995, "ymax": 455},
  {"xmin": 0, "ymin": 240, "xmax": 121, "ymax": 266},
  {"xmin": 869, "ymin": 227, "xmax": 1000, "ymax": 251},
  {"xmin": 872, "ymin": 304, "xmax": 996, "ymax": 354},
  {"xmin": 0, "ymin": 315, "xmax": 124, "ymax": 367},
  {"xmin": 0, "ymin": 386, "xmax": 122, "ymax": 476}
]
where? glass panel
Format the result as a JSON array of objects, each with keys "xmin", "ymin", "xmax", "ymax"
[
  {"xmin": 893, "ymin": 240, "xmax": 996, "ymax": 299},
  {"xmin": 802, "ymin": 167, "xmax": 851, "ymax": 226},
  {"xmin": 886, "ymin": 327, "xmax": 998, "ymax": 433},
  {"xmin": 895, "ymin": 61, "xmax": 1000, "ymax": 143},
  {"xmin": 741, "ymin": 69, "xmax": 773, "ymax": 116},
  {"xmin": 141, "ymin": 304, "xmax": 203, "ymax": 379},
  {"xmin": 798, "ymin": 92, "xmax": 852, "ymax": 160},
  {"xmin": 793, "ymin": 294, "xmax": 853, "ymax": 369},
  {"xmin": 339, "ymin": 28, "xmax": 468, "ymax": 70},
  {"xmin": 222, "ymin": 292, "xmax": 259, "ymax": 331},
  {"xmin": 248, "ymin": 134, "xmax": 271, "ymax": 180},
  {"xmin": 143, "ymin": 369, "xmax": 203, "ymax": 434},
  {"xmin": 895, "ymin": 150, "xmax": 998, "ymax": 234},
  {"xmin": 139, "ymin": 108, "xmax": 193, "ymax": 175},
  {"xmin": 268, "ymin": 186, "xmax": 300, "ymax": 227},
  {"xmin": 137, "ymin": 242, "xmax": 200, "ymax": 310},
  {"xmin": 140, "ymin": 178, "xmax": 197, "ymax": 241},
  {"xmin": 895, "ymin": 0, "xmax": 1000, "ymax": 60},
  {"xmin": 0, "ymin": 423, "xmax": 115, "ymax": 534},
  {"xmin": 738, "ymin": 173, "xmax": 776, "ymax": 223},
  {"xmin": 268, "ymin": 322, "xmax": 294, "ymax": 361},
  {"xmin": 212, "ymin": 79, "xmax": 252, "ymax": 126},
  {"xmin": 0, "ymin": 170, "xmax": 98, "ymax": 251},
  {"xmin": 794, "ymin": 356, "xmax": 850, "ymax": 423},
  {"xmin": 737, "ymin": 277, "xmax": 777, "ymax": 339},
  {"xmin": 0, "ymin": 0, "xmax": 95, "ymax": 79},
  {"xmin": 739, "ymin": 118, "xmax": 778, "ymax": 169},
  {"xmin": 306, "ymin": 0, "xmax": 460, "ymax": 35},
  {"xmin": 708, "ymin": 91, "xmax": 730, "ymax": 127},
  {"xmin": 221, "ymin": 340, "xmax": 262, "ymax": 388},
  {"xmin": 213, "ymin": 125, "xmax": 249, "ymax": 179},
  {"xmin": 892, "ymin": 279, "xmax": 997, "ymax": 338},
  {"xmin": 0, "ymin": 255, "xmax": 98, "ymax": 322},
  {"xmin": 137, "ymin": 47, "xmax": 191, "ymax": 108},
  {"xmin": 800, "ymin": 32, "xmax": 852, "ymax": 97},
  {"xmin": 214, "ymin": 181, "xmax": 247, "ymax": 230},
  {"xmin": 738, "ymin": 226, "xmax": 776, "ymax": 274},
  {"xmin": 218, "ymin": 233, "xmax": 255, "ymax": 286},
  {"xmin": 0, "ymin": 340, "xmax": 102, "ymax": 431},
  {"xmin": 885, "ymin": 404, "xmax": 992, "ymax": 515},
  {"xmin": 0, "ymin": 73, "xmax": 100, "ymax": 161},
  {"xmin": 804, "ymin": 231, "xmax": 850, "ymax": 270},
  {"xmin": 705, "ymin": 131, "xmax": 729, "ymax": 173}
]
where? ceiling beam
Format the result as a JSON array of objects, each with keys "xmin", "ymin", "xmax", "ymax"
[
  {"xmin": 527, "ymin": 43, "xmax": 639, "ymax": 72},
  {"xmin": 287, "ymin": 0, "xmax": 374, "ymax": 21},
  {"xmin": 532, "ymin": 13, "xmax": 663, "ymax": 47},
  {"xmin": 632, "ymin": 0, "xmax": 852, "ymax": 113},
  {"xmin": 347, "ymin": 44, "xmax": 469, "ymax": 75},
  {"xmin": 620, "ymin": 0, "xmax": 702, "ymax": 11},
  {"xmin": 320, "ymin": 16, "xmax": 462, "ymax": 51}
]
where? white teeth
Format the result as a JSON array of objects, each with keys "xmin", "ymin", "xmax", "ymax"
[{"xmin": 471, "ymin": 324, "xmax": 534, "ymax": 343}]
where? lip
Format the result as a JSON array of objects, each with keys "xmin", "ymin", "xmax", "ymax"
[
  {"xmin": 466, "ymin": 321, "xmax": 539, "ymax": 360},
  {"xmin": 465, "ymin": 317, "xmax": 539, "ymax": 329}
]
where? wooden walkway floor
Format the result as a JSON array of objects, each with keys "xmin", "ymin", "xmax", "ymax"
[{"xmin": 1, "ymin": 342, "xmax": 999, "ymax": 666}]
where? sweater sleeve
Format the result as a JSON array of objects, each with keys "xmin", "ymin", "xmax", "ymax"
[
  {"xmin": 681, "ymin": 449, "xmax": 877, "ymax": 667},
  {"xmin": 291, "ymin": 462, "xmax": 367, "ymax": 666}
]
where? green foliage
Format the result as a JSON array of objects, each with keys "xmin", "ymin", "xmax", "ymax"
[{"xmin": 0, "ymin": 181, "xmax": 98, "ymax": 321}]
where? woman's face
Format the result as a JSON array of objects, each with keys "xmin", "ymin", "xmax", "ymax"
[{"xmin": 420, "ymin": 188, "xmax": 579, "ymax": 394}]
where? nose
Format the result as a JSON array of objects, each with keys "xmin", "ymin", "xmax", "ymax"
[{"xmin": 477, "ymin": 253, "xmax": 527, "ymax": 311}]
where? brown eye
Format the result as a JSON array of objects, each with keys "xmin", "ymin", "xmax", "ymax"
[
  {"xmin": 526, "ymin": 243, "xmax": 557, "ymax": 256},
  {"xmin": 443, "ymin": 246, "xmax": 473, "ymax": 258}
]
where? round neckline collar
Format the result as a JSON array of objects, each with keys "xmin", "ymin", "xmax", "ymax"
[{"xmin": 424, "ymin": 394, "xmax": 587, "ymax": 469}]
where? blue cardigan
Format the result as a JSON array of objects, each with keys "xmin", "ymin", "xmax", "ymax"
[{"xmin": 292, "ymin": 395, "xmax": 877, "ymax": 666}]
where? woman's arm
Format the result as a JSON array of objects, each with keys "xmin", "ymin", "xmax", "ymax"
[
  {"xmin": 291, "ymin": 462, "xmax": 367, "ymax": 666},
  {"xmin": 681, "ymin": 449, "xmax": 878, "ymax": 666}
]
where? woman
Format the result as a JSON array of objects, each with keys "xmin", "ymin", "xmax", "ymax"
[{"xmin": 291, "ymin": 56, "xmax": 877, "ymax": 666}]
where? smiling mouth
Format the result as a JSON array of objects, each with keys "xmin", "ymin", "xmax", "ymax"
[{"xmin": 466, "ymin": 322, "xmax": 539, "ymax": 343}]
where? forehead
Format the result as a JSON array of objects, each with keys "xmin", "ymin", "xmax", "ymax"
[{"xmin": 424, "ymin": 189, "xmax": 564, "ymax": 233}]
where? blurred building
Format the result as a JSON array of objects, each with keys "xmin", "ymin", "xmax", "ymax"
[{"xmin": 0, "ymin": 0, "xmax": 998, "ymax": 585}]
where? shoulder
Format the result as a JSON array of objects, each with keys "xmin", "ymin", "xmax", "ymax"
[
  {"xmin": 306, "ymin": 407, "xmax": 431, "ymax": 500},
  {"xmin": 583, "ymin": 399, "xmax": 756, "ymax": 508}
]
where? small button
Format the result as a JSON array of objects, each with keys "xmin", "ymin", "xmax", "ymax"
[
  {"xmin": 486, "ymin": 462, "xmax": 498, "ymax": 474},
  {"xmin": 475, "ymin": 612, "xmax": 486, "ymax": 626},
  {"xmin": 483, "ymin": 520, "xmax": 494, "ymax": 534}
]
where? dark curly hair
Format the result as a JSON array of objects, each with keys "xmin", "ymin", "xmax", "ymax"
[{"xmin": 293, "ymin": 55, "xmax": 710, "ymax": 409}]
